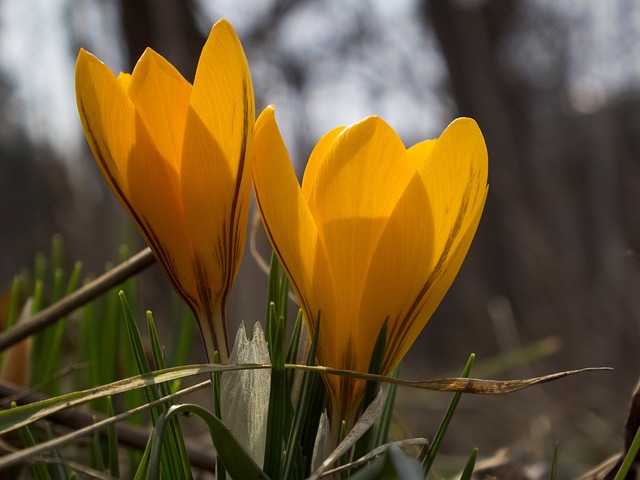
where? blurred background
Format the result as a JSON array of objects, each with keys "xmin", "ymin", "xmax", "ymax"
[{"xmin": 1, "ymin": 0, "xmax": 639, "ymax": 477}]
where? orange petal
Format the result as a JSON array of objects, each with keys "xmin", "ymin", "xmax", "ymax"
[
  {"xmin": 253, "ymin": 106, "xmax": 333, "ymax": 338},
  {"xmin": 301, "ymin": 125, "xmax": 345, "ymax": 201},
  {"xmin": 75, "ymin": 49, "xmax": 134, "ymax": 202},
  {"xmin": 307, "ymin": 117, "xmax": 414, "ymax": 331},
  {"xmin": 181, "ymin": 19, "xmax": 255, "ymax": 299},
  {"xmin": 128, "ymin": 48, "xmax": 192, "ymax": 168}
]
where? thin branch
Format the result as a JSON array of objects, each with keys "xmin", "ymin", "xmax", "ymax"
[{"xmin": 0, "ymin": 248, "xmax": 156, "ymax": 351}]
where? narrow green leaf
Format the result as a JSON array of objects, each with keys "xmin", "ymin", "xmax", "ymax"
[
  {"xmin": 264, "ymin": 306, "xmax": 288, "ymax": 479},
  {"xmin": 282, "ymin": 317, "xmax": 321, "ymax": 479},
  {"xmin": 133, "ymin": 434, "xmax": 154, "ymax": 480},
  {"xmin": 19, "ymin": 420, "xmax": 52, "ymax": 480},
  {"xmin": 285, "ymin": 310, "xmax": 303, "ymax": 388},
  {"xmin": 460, "ymin": 448, "xmax": 478, "ymax": 480},
  {"xmin": 147, "ymin": 403, "xmax": 269, "ymax": 480},
  {"xmin": 120, "ymin": 294, "xmax": 190, "ymax": 479},
  {"xmin": 91, "ymin": 424, "xmax": 105, "ymax": 472},
  {"xmin": 549, "ymin": 442, "xmax": 558, "ymax": 480},
  {"xmin": 354, "ymin": 319, "xmax": 389, "ymax": 461},
  {"xmin": 43, "ymin": 422, "xmax": 71, "ymax": 479},
  {"xmin": 106, "ymin": 397, "xmax": 120, "ymax": 478},
  {"xmin": 422, "ymin": 353, "xmax": 475, "ymax": 475},
  {"xmin": 168, "ymin": 298, "xmax": 196, "ymax": 392},
  {"xmin": 614, "ymin": 424, "xmax": 640, "ymax": 480}
]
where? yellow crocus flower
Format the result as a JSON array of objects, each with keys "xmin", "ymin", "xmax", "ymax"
[
  {"xmin": 253, "ymin": 106, "xmax": 488, "ymax": 426},
  {"xmin": 75, "ymin": 20, "xmax": 254, "ymax": 363}
]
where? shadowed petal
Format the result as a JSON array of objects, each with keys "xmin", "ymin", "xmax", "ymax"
[
  {"xmin": 386, "ymin": 118, "xmax": 488, "ymax": 368},
  {"xmin": 75, "ymin": 49, "xmax": 135, "ymax": 201},
  {"xmin": 253, "ymin": 106, "xmax": 333, "ymax": 335},
  {"xmin": 358, "ymin": 173, "xmax": 434, "ymax": 373}
]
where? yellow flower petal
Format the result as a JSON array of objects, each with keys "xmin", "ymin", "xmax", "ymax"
[
  {"xmin": 253, "ymin": 106, "xmax": 334, "ymax": 337},
  {"xmin": 76, "ymin": 51, "xmax": 196, "ymax": 308},
  {"xmin": 307, "ymin": 116, "xmax": 414, "ymax": 330},
  {"xmin": 410, "ymin": 118, "xmax": 488, "ymax": 258},
  {"xmin": 301, "ymin": 125, "xmax": 345, "ymax": 201},
  {"xmin": 181, "ymin": 19, "xmax": 254, "ymax": 299},
  {"xmin": 128, "ymin": 48, "xmax": 192, "ymax": 167},
  {"xmin": 76, "ymin": 19, "xmax": 255, "ymax": 364},
  {"xmin": 75, "ymin": 49, "xmax": 134, "ymax": 201},
  {"xmin": 358, "ymin": 173, "xmax": 434, "ymax": 373},
  {"xmin": 384, "ymin": 118, "xmax": 488, "ymax": 367}
]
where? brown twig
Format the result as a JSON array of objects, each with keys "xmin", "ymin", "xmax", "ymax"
[{"xmin": 0, "ymin": 248, "xmax": 156, "ymax": 352}]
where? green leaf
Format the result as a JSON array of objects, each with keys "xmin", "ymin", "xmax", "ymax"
[
  {"xmin": 549, "ymin": 442, "xmax": 558, "ymax": 480},
  {"xmin": 614, "ymin": 423, "xmax": 640, "ymax": 480},
  {"xmin": 354, "ymin": 319, "xmax": 389, "ymax": 461},
  {"xmin": 18, "ymin": 420, "xmax": 52, "ymax": 480},
  {"xmin": 146, "ymin": 403, "xmax": 270, "ymax": 480},
  {"xmin": 460, "ymin": 448, "xmax": 478, "ymax": 480},
  {"xmin": 264, "ymin": 305, "xmax": 289, "ymax": 479},
  {"xmin": 422, "ymin": 353, "xmax": 475, "ymax": 476},
  {"xmin": 282, "ymin": 317, "xmax": 321, "ymax": 479},
  {"xmin": 106, "ymin": 396, "xmax": 120, "ymax": 478}
]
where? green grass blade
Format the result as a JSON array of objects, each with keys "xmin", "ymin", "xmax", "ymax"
[
  {"xmin": 460, "ymin": 448, "xmax": 478, "ymax": 480},
  {"xmin": 549, "ymin": 442, "xmax": 558, "ymax": 480},
  {"xmin": 263, "ymin": 305, "xmax": 288, "ymax": 479},
  {"xmin": 120, "ymin": 293, "xmax": 189, "ymax": 479},
  {"xmin": 133, "ymin": 433, "xmax": 153, "ymax": 480},
  {"xmin": 422, "ymin": 353, "xmax": 475, "ymax": 476},
  {"xmin": 614, "ymin": 423, "xmax": 640, "ymax": 480},
  {"xmin": 146, "ymin": 311, "xmax": 192, "ymax": 479},
  {"xmin": 106, "ymin": 396, "xmax": 120, "ymax": 478},
  {"xmin": 285, "ymin": 310, "xmax": 303, "ymax": 387},
  {"xmin": 18, "ymin": 422, "xmax": 52, "ymax": 480},
  {"xmin": 282, "ymin": 318, "xmax": 321, "ymax": 479},
  {"xmin": 168, "ymin": 298, "xmax": 196, "ymax": 392},
  {"xmin": 91, "ymin": 426, "xmax": 105, "ymax": 473},
  {"xmin": 354, "ymin": 319, "xmax": 389, "ymax": 461}
]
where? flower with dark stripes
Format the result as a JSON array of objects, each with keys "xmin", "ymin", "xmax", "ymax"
[
  {"xmin": 253, "ymin": 106, "xmax": 488, "ymax": 426},
  {"xmin": 75, "ymin": 20, "xmax": 254, "ymax": 362}
]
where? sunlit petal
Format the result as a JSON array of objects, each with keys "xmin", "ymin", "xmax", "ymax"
[
  {"xmin": 76, "ymin": 19, "xmax": 255, "ymax": 364},
  {"xmin": 128, "ymin": 48, "xmax": 192, "ymax": 167},
  {"xmin": 301, "ymin": 125, "xmax": 345, "ymax": 201},
  {"xmin": 181, "ymin": 19, "xmax": 254, "ymax": 301},
  {"xmin": 308, "ymin": 116, "xmax": 414, "ymax": 332}
]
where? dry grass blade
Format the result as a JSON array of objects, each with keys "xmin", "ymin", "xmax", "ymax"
[
  {"xmin": 319, "ymin": 438, "xmax": 429, "ymax": 478},
  {"xmin": 300, "ymin": 366, "xmax": 612, "ymax": 394},
  {"xmin": 308, "ymin": 390, "xmax": 386, "ymax": 480}
]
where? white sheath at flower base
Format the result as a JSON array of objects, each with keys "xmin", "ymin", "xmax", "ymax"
[
  {"xmin": 220, "ymin": 322, "xmax": 271, "ymax": 466},
  {"xmin": 311, "ymin": 409, "xmax": 332, "ymax": 473}
]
